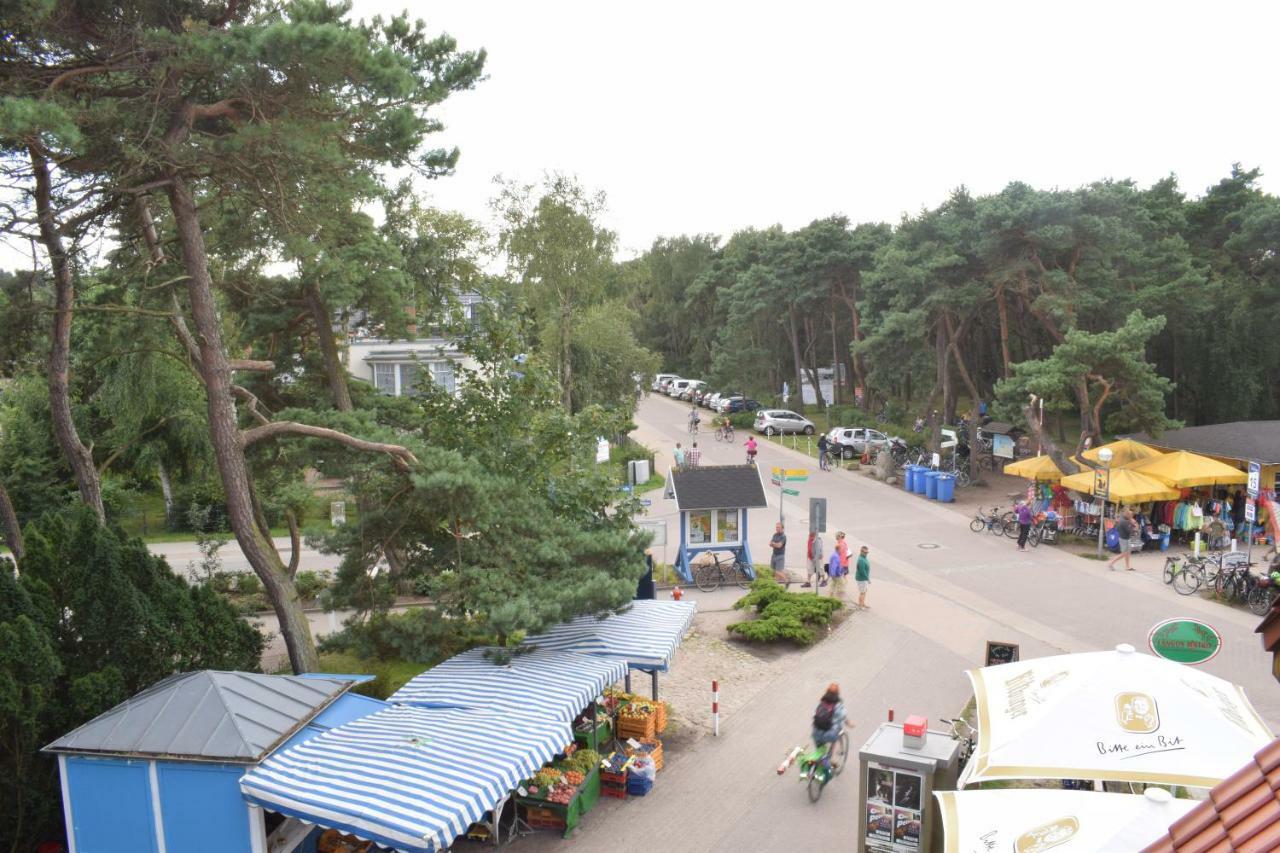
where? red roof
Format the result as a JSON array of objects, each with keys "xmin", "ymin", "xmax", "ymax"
[{"xmin": 1141, "ymin": 738, "xmax": 1280, "ymax": 852}]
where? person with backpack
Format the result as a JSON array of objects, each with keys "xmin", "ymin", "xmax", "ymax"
[{"xmin": 812, "ymin": 683, "xmax": 852, "ymax": 769}]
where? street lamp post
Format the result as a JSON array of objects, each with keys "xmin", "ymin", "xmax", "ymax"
[{"xmin": 1095, "ymin": 447, "xmax": 1114, "ymax": 559}]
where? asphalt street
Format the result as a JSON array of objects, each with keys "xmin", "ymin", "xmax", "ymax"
[{"xmin": 516, "ymin": 393, "xmax": 1280, "ymax": 853}]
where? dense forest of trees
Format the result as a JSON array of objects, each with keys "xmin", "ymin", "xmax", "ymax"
[{"xmin": 622, "ymin": 172, "xmax": 1280, "ymax": 444}]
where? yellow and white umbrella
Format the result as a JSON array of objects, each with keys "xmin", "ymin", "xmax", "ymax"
[
  {"xmin": 1059, "ymin": 468, "xmax": 1181, "ymax": 504},
  {"xmin": 1124, "ymin": 449, "xmax": 1249, "ymax": 488},
  {"xmin": 1078, "ymin": 439, "xmax": 1164, "ymax": 468},
  {"xmin": 1003, "ymin": 455, "xmax": 1066, "ymax": 481},
  {"xmin": 966, "ymin": 645, "xmax": 1273, "ymax": 788},
  {"xmin": 935, "ymin": 788, "xmax": 1195, "ymax": 853}
]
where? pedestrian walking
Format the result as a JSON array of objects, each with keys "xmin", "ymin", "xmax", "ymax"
[
  {"xmin": 1108, "ymin": 509, "xmax": 1136, "ymax": 571},
  {"xmin": 673, "ymin": 442, "xmax": 685, "ymax": 469},
  {"xmin": 686, "ymin": 441, "xmax": 701, "ymax": 468},
  {"xmin": 770, "ymin": 522, "xmax": 787, "ymax": 581},
  {"xmin": 805, "ymin": 530, "xmax": 825, "ymax": 590},
  {"xmin": 855, "ymin": 545, "xmax": 871, "ymax": 610},
  {"xmin": 1015, "ymin": 500, "xmax": 1033, "ymax": 551}
]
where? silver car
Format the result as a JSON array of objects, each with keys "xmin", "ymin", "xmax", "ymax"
[
  {"xmin": 824, "ymin": 426, "xmax": 892, "ymax": 459},
  {"xmin": 753, "ymin": 409, "xmax": 816, "ymax": 436}
]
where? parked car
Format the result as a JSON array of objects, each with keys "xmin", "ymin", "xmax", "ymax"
[
  {"xmin": 702, "ymin": 391, "xmax": 721, "ymax": 409},
  {"xmin": 653, "ymin": 373, "xmax": 680, "ymax": 392},
  {"xmin": 754, "ymin": 409, "xmax": 816, "ymax": 436},
  {"xmin": 678, "ymin": 380, "xmax": 706, "ymax": 401},
  {"xmin": 666, "ymin": 378, "xmax": 692, "ymax": 398},
  {"xmin": 719, "ymin": 396, "xmax": 762, "ymax": 414},
  {"xmin": 825, "ymin": 426, "xmax": 893, "ymax": 459}
]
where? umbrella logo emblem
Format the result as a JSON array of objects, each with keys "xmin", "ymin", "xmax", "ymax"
[
  {"xmin": 1115, "ymin": 692, "xmax": 1160, "ymax": 733},
  {"xmin": 1015, "ymin": 816, "xmax": 1079, "ymax": 852}
]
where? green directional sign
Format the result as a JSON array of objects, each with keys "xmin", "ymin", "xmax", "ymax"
[
  {"xmin": 782, "ymin": 488, "xmax": 800, "ymax": 497},
  {"xmin": 1148, "ymin": 618, "xmax": 1222, "ymax": 665},
  {"xmin": 785, "ymin": 475, "xmax": 808, "ymax": 482}
]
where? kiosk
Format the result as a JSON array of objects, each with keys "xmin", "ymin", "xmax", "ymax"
[
  {"xmin": 669, "ymin": 465, "xmax": 769, "ymax": 582},
  {"xmin": 857, "ymin": 721, "xmax": 961, "ymax": 853}
]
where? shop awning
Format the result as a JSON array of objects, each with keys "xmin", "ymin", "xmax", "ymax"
[
  {"xmin": 520, "ymin": 600, "xmax": 697, "ymax": 672},
  {"xmin": 1002, "ymin": 455, "xmax": 1065, "ymax": 481},
  {"xmin": 1123, "ymin": 449, "xmax": 1249, "ymax": 488},
  {"xmin": 1060, "ymin": 468, "xmax": 1181, "ymax": 503},
  {"xmin": 388, "ymin": 648, "xmax": 627, "ymax": 724},
  {"xmin": 240, "ymin": 705, "xmax": 566, "ymax": 853}
]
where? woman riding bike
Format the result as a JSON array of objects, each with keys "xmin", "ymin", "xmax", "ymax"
[
  {"xmin": 744, "ymin": 435, "xmax": 758, "ymax": 465},
  {"xmin": 715, "ymin": 416, "xmax": 735, "ymax": 442},
  {"xmin": 812, "ymin": 684, "xmax": 852, "ymax": 765}
]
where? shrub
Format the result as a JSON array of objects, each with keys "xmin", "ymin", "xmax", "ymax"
[
  {"xmin": 320, "ymin": 608, "xmax": 476, "ymax": 665},
  {"xmin": 234, "ymin": 572, "xmax": 263, "ymax": 596},
  {"xmin": 728, "ymin": 412, "xmax": 757, "ymax": 429},
  {"xmin": 294, "ymin": 570, "xmax": 328, "ymax": 601},
  {"xmin": 728, "ymin": 577, "xmax": 843, "ymax": 645}
]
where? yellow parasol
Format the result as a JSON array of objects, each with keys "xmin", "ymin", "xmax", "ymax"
[
  {"xmin": 1060, "ymin": 468, "xmax": 1180, "ymax": 503},
  {"xmin": 1122, "ymin": 449, "xmax": 1248, "ymax": 488},
  {"xmin": 1077, "ymin": 439, "xmax": 1164, "ymax": 468},
  {"xmin": 1002, "ymin": 455, "xmax": 1064, "ymax": 481}
]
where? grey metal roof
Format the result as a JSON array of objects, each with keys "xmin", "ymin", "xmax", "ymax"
[
  {"xmin": 44, "ymin": 671, "xmax": 350, "ymax": 763},
  {"xmin": 671, "ymin": 465, "xmax": 769, "ymax": 511},
  {"xmin": 1128, "ymin": 421, "xmax": 1280, "ymax": 466}
]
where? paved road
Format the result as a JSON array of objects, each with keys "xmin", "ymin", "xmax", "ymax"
[
  {"xmin": 518, "ymin": 394, "xmax": 1280, "ymax": 852},
  {"xmin": 149, "ymin": 536, "xmax": 341, "ymax": 581}
]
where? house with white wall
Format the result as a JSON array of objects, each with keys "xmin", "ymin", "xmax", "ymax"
[{"xmin": 344, "ymin": 293, "xmax": 483, "ymax": 398}]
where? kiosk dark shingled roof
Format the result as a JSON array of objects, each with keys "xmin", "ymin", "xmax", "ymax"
[{"xmin": 671, "ymin": 464, "xmax": 769, "ymax": 511}]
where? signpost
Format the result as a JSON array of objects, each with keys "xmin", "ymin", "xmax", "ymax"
[
  {"xmin": 772, "ymin": 466, "xmax": 808, "ymax": 521},
  {"xmin": 1148, "ymin": 618, "xmax": 1223, "ymax": 666},
  {"xmin": 809, "ymin": 497, "xmax": 827, "ymax": 533}
]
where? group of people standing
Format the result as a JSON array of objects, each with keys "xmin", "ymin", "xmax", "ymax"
[
  {"xmin": 771, "ymin": 523, "xmax": 871, "ymax": 610},
  {"xmin": 672, "ymin": 441, "xmax": 701, "ymax": 468}
]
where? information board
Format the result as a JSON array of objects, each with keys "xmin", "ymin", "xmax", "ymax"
[
  {"xmin": 985, "ymin": 640, "xmax": 1020, "ymax": 667},
  {"xmin": 865, "ymin": 763, "xmax": 923, "ymax": 852}
]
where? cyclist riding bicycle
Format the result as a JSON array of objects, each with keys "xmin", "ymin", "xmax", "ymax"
[
  {"xmin": 812, "ymin": 683, "xmax": 852, "ymax": 769},
  {"xmin": 744, "ymin": 435, "xmax": 758, "ymax": 464},
  {"xmin": 817, "ymin": 433, "xmax": 830, "ymax": 470}
]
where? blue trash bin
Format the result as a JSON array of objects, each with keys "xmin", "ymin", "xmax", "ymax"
[
  {"xmin": 905, "ymin": 465, "xmax": 919, "ymax": 491},
  {"xmin": 912, "ymin": 467, "xmax": 928, "ymax": 495},
  {"xmin": 1160, "ymin": 531, "xmax": 1170, "ymax": 551},
  {"xmin": 925, "ymin": 470, "xmax": 941, "ymax": 499},
  {"xmin": 936, "ymin": 473, "xmax": 956, "ymax": 503}
]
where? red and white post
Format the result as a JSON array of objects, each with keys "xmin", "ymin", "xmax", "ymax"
[{"xmin": 712, "ymin": 680, "xmax": 720, "ymax": 737}]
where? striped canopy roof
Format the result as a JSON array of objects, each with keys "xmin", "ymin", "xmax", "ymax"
[
  {"xmin": 240, "ymin": 705, "xmax": 565, "ymax": 853},
  {"xmin": 519, "ymin": 599, "xmax": 698, "ymax": 672},
  {"xmin": 389, "ymin": 648, "xmax": 627, "ymax": 723}
]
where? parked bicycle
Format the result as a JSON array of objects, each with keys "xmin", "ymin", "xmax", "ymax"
[
  {"xmin": 692, "ymin": 551, "xmax": 754, "ymax": 592},
  {"xmin": 969, "ymin": 506, "xmax": 1008, "ymax": 535},
  {"xmin": 941, "ymin": 717, "xmax": 976, "ymax": 772}
]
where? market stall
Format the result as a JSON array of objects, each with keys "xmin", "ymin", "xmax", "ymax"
[
  {"xmin": 520, "ymin": 599, "xmax": 697, "ymax": 698},
  {"xmin": 240, "ymin": 705, "xmax": 568, "ymax": 853},
  {"xmin": 963, "ymin": 644, "xmax": 1273, "ymax": 789}
]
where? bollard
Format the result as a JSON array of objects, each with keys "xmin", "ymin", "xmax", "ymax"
[
  {"xmin": 887, "ymin": 708, "xmax": 895, "ymax": 722},
  {"xmin": 711, "ymin": 676, "xmax": 721, "ymax": 732}
]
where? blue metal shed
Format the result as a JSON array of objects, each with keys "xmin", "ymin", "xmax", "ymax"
[{"xmin": 44, "ymin": 670, "xmax": 383, "ymax": 853}]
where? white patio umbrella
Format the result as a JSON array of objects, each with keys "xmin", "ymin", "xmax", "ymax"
[
  {"xmin": 935, "ymin": 788, "xmax": 1196, "ymax": 853},
  {"xmin": 965, "ymin": 644, "xmax": 1273, "ymax": 788}
]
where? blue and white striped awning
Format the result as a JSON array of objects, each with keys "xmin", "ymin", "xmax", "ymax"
[
  {"xmin": 388, "ymin": 648, "xmax": 627, "ymax": 723},
  {"xmin": 520, "ymin": 600, "xmax": 697, "ymax": 672},
  {"xmin": 240, "ymin": 705, "xmax": 566, "ymax": 853}
]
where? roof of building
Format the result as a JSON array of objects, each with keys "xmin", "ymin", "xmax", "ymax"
[
  {"xmin": 1128, "ymin": 421, "xmax": 1280, "ymax": 466},
  {"xmin": 1141, "ymin": 737, "xmax": 1280, "ymax": 853},
  {"xmin": 44, "ymin": 671, "xmax": 350, "ymax": 763},
  {"xmin": 671, "ymin": 464, "xmax": 768, "ymax": 511}
]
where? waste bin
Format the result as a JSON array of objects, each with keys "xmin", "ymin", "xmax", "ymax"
[
  {"xmin": 904, "ymin": 465, "xmax": 918, "ymax": 492},
  {"xmin": 935, "ymin": 473, "xmax": 956, "ymax": 503},
  {"xmin": 912, "ymin": 467, "xmax": 928, "ymax": 495},
  {"xmin": 924, "ymin": 471, "xmax": 940, "ymax": 500},
  {"xmin": 1160, "ymin": 531, "xmax": 1171, "ymax": 551}
]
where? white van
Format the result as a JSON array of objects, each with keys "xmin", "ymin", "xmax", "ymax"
[
  {"xmin": 667, "ymin": 379, "xmax": 692, "ymax": 398},
  {"xmin": 680, "ymin": 379, "xmax": 707, "ymax": 401},
  {"xmin": 653, "ymin": 373, "xmax": 680, "ymax": 392}
]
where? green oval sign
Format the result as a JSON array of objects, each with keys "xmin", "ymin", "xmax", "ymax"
[{"xmin": 1148, "ymin": 618, "xmax": 1222, "ymax": 665}]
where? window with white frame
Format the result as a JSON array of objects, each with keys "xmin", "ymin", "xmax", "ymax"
[
  {"xmin": 399, "ymin": 363, "xmax": 420, "ymax": 397},
  {"xmin": 687, "ymin": 509, "xmax": 740, "ymax": 545},
  {"xmin": 431, "ymin": 361, "xmax": 456, "ymax": 394},
  {"xmin": 373, "ymin": 363, "xmax": 397, "ymax": 395},
  {"xmin": 715, "ymin": 509, "xmax": 740, "ymax": 543}
]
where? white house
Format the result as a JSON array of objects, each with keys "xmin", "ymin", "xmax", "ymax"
[{"xmin": 344, "ymin": 294, "xmax": 483, "ymax": 398}]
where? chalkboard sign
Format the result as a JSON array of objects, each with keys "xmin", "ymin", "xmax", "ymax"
[{"xmin": 985, "ymin": 641, "xmax": 1020, "ymax": 667}]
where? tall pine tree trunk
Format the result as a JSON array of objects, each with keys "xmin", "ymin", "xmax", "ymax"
[
  {"xmin": 30, "ymin": 148, "xmax": 105, "ymax": 522},
  {"xmin": 0, "ymin": 480, "xmax": 23, "ymax": 563},
  {"xmin": 166, "ymin": 175, "xmax": 318, "ymax": 673},
  {"xmin": 157, "ymin": 460, "xmax": 175, "ymax": 526},
  {"xmin": 305, "ymin": 283, "xmax": 353, "ymax": 412},
  {"xmin": 996, "ymin": 284, "xmax": 1012, "ymax": 378},
  {"xmin": 560, "ymin": 301, "xmax": 573, "ymax": 411},
  {"xmin": 786, "ymin": 307, "xmax": 805, "ymax": 408}
]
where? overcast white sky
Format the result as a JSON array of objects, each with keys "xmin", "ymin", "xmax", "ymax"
[
  {"xmin": 4, "ymin": 1, "xmax": 1275, "ymax": 271},
  {"xmin": 361, "ymin": 0, "xmax": 1280, "ymax": 257}
]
